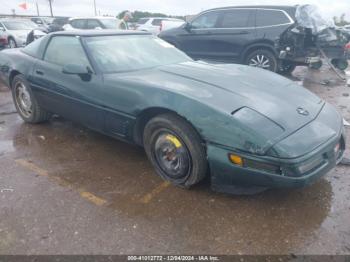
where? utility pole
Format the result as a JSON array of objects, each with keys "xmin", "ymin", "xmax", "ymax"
[
  {"xmin": 93, "ymin": 0, "xmax": 97, "ymax": 16},
  {"xmin": 48, "ymin": 0, "xmax": 53, "ymax": 17},
  {"xmin": 36, "ymin": 2, "xmax": 40, "ymax": 16}
]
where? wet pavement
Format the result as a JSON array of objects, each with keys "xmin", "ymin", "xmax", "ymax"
[{"xmin": 0, "ymin": 66, "xmax": 350, "ymax": 255}]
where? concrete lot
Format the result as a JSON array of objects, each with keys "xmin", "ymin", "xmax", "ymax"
[{"xmin": 0, "ymin": 66, "xmax": 350, "ymax": 255}]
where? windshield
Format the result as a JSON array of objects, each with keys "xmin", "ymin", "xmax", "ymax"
[
  {"xmin": 84, "ymin": 35, "xmax": 191, "ymax": 73},
  {"xmin": 3, "ymin": 21, "xmax": 36, "ymax": 30},
  {"xmin": 99, "ymin": 19, "xmax": 119, "ymax": 29}
]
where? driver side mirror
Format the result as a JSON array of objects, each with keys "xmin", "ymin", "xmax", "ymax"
[
  {"xmin": 184, "ymin": 22, "xmax": 192, "ymax": 31},
  {"xmin": 63, "ymin": 64, "xmax": 92, "ymax": 81},
  {"xmin": 0, "ymin": 26, "xmax": 5, "ymax": 32},
  {"xmin": 62, "ymin": 64, "xmax": 90, "ymax": 75}
]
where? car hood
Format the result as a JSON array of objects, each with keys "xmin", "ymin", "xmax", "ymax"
[
  {"xmin": 8, "ymin": 30, "xmax": 30, "ymax": 38},
  {"xmin": 121, "ymin": 61, "xmax": 322, "ymax": 126},
  {"xmin": 108, "ymin": 61, "xmax": 326, "ymax": 155}
]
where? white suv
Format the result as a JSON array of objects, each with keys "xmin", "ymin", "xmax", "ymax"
[{"xmin": 136, "ymin": 17, "xmax": 184, "ymax": 35}]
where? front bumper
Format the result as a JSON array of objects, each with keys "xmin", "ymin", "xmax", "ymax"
[{"xmin": 208, "ymin": 128, "xmax": 345, "ymax": 194}]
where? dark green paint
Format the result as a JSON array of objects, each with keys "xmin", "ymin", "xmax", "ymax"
[{"xmin": 0, "ymin": 32, "xmax": 345, "ymax": 191}]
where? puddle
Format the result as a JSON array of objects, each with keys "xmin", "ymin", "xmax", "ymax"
[{"xmin": 0, "ymin": 140, "xmax": 15, "ymax": 155}]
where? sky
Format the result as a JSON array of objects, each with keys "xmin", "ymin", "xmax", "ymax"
[{"xmin": 0, "ymin": 0, "xmax": 349, "ymax": 20}]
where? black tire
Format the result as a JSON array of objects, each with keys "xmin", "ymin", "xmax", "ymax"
[
  {"xmin": 11, "ymin": 74, "xmax": 51, "ymax": 123},
  {"xmin": 331, "ymin": 59, "xmax": 348, "ymax": 71},
  {"xmin": 8, "ymin": 37, "xmax": 17, "ymax": 48},
  {"xmin": 143, "ymin": 113, "xmax": 207, "ymax": 188},
  {"xmin": 278, "ymin": 61, "xmax": 296, "ymax": 75},
  {"xmin": 245, "ymin": 49, "xmax": 278, "ymax": 72}
]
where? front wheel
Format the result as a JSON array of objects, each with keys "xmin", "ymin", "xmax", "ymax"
[
  {"xmin": 11, "ymin": 75, "xmax": 51, "ymax": 123},
  {"xmin": 143, "ymin": 113, "xmax": 207, "ymax": 188},
  {"xmin": 245, "ymin": 49, "xmax": 278, "ymax": 72}
]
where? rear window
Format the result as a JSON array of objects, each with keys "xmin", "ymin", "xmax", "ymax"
[
  {"xmin": 71, "ymin": 19, "xmax": 86, "ymax": 29},
  {"xmin": 53, "ymin": 18, "xmax": 69, "ymax": 25},
  {"xmin": 137, "ymin": 18, "xmax": 149, "ymax": 25},
  {"xmin": 221, "ymin": 9, "xmax": 255, "ymax": 28},
  {"xmin": 151, "ymin": 19, "xmax": 163, "ymax": 26},
  {"xmin": 22, "ymin": 36, "xmax": 45, "ymax": 58},
  {"xmin": 256, "ymin": 9, "xmax": 291, "ymax": 27},
  {"xmin": 99, "ymin": 18, "xmax": 119, "ymax": 29},
  {"xmin": 86, "ymin": 19, "xmax": 101, "ymax": 29}
]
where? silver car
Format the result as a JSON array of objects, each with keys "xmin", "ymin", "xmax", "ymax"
[{"xmin": 0, "ymin": 19, "xmax": 37, "ymax": 48}]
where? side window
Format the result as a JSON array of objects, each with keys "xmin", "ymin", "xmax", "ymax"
[
  {"xmin": 44, "ymin": 36, "xmax": 90, "ymax": 67},
  {"xmin": 152, "ymin": 19, "xmax": 163, "ymax": 26},
  {"xmin": 256, "ymin": 10, "xmax": 291, "ymax": 27},
  {"xmin": 191, "ymin": 11, "xmax": 220, "ymax": 29},
  {"xmin": 71, "ymin": 19, "xmax": 86, "ymax": 29},
  {"xmin": 221, "ymin": 9, "xmax": 254, "ymax": 28},
  {"xmin": 22, "ymin": 36, "xmax": 45, "ymax": 57},
  {"xmin": 86, "ymin": 19, "xmax": 102, "ymax": 29},
  {"xmin": 137, "ymin": 18, "xmax": 149, "ymax": 25}
]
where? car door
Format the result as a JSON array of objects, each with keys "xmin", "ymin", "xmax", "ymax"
[
  {"xmin": 175, "ymin": 10, "xmax": 221, "ymax": 60},
  {"xmin": 212, "ymin": 8, "xmax": 256, "ymax": 62},
  {"xmin": 30, "ymin": 35, "xmax": 105, "ymax": 131}
]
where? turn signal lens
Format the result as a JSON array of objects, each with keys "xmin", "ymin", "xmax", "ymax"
[{"xmin": 229, "ymin": 154, "xmax": 243, "ymax": 166}]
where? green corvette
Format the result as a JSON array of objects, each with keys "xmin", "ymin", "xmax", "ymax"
[{"xmin": 0, "ymin": 31, "xmax": 346, "ymax": 194}]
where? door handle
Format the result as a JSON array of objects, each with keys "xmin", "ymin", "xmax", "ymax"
[
  {"xmin": 239, "ymin": 31, "xmax": 249, "ymax": 34},
  {"xmin": 35, "ymin": 70, "xmax": 44, "ymax": 75}
]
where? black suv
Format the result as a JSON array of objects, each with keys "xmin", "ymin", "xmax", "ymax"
[{"xmin": 159, "ymin": 5, "xmax": 348, "ymax": 73}]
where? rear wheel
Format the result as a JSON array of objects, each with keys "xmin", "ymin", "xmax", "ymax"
[
  {"xmin": 143, "ymin": 113, "xmax": 207, "ymax": 188},
  {"xmin": 11, "ymin": 75, "xmax": 51, "ymax": 123},
  {"xmin": 245, "ymin": 49, "xmax": 278, "ymax": 72},
  {"xmin": 331, "ymin": 59, "xmax": 348, "ymax": 71}
]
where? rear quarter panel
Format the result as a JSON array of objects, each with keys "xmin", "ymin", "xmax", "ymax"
[{"xmin": 0, "ymin": 49, "xmax": 36, "ymax": 88}]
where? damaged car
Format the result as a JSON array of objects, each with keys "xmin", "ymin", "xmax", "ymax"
[
  {"xmin": 278, "ymin": 5, "xmax": 349, "ymax": 71},
  {"xmin": 0, "ymin": 31, "xmax": 346, "ymax": 194},
  {"xmin": 159, "ymin": 5, "xmax": 349, "ymax": 73}
]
